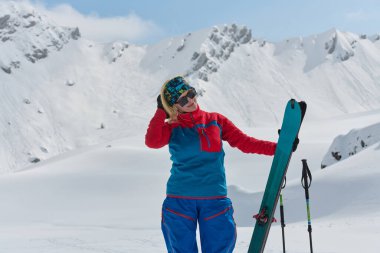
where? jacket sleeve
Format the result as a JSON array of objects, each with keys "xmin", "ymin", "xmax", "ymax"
[
  {"xmin": 219, "ymin": 114, "xmax": 277, "ymax": 156},
  {"xmin": 145, "ymin": 109, "xmax": 172, "ymax": 149}
]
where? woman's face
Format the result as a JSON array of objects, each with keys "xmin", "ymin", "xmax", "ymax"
[{"xmin": 175, "ymin": 90, "xmax": 197, "ymax": 113}]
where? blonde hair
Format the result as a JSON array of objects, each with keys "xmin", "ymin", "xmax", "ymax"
[{"xmin": 160, "ymin": 79, "xmax": 179, "ymax": 122}]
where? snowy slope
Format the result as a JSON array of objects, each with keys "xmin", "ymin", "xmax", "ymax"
[
  {"xmin": 0, "ymin": 37, "xmax": 158, "ymax": 171},
  {"xmin": 230, "ymin": 141, "xmax": 380, "ymax": 226},
  {"xmin": 1, "ymin": 1, "xmax": 380, "ymax": 252},
  {"xmin": 0, "ymin": 110, "xmax": 380, "ymax": 252}
]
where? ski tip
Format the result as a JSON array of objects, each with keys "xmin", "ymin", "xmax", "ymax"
[
  {"xmin": 290, "ymin": 99, "xmax": 296, "ymax": 109},
  {"xmin": 298, "ymin": 101, "xmax": 307, "ymax": 121},
  {"xmin": 298, "ymin": 101, "xmax": 307, "ymax": 111},
  {"xmin": 288, "ymin": 99, "xmax": 306, "ymax": 112}
]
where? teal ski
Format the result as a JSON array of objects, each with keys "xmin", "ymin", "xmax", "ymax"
[{"xmin": 248, "ymin": 99, "xmax": 307, "ymax": 253}]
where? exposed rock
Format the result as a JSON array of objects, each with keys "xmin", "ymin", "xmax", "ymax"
[
  {"xmin": 22, "ymin": 13, "xmax": 34, "ymax": 19},
  {"xmin": 331, "ymin": 151, "xmax": 342, "ymax": 161},
  {"xmin": 24, "ymin": 21, "xmax": 36, "ymax": 28},
  {"xmin": 0, "ymin": 15, "xmax": 10, "ymax": 29},
  {"xmin": 29, "ymin": 157, "xmax": 40, "ymax": 163},
  {"xmin": 192, "ymin": 53, "xmax": 208, "ymax": 71},
  {"xmin": 326, "ymin": 36, "xmax": 337, "ymax": 54},
  {"xmin": 191, "ymin": 52, "xmax": 199, "ymax": 60},
  {"xmin": 190, "ymin": 24, "xmax": 253, "ymax": 81},
  {"xmin": 1, "ymin": 66, "xmax": 11, "ymax": 74},
  {"xmin": 0, "ymin": 7, "xmax": 82, "ymax": 73},
  {"xmin": 321, "ymin": 122, "xmax": 380, "ymax": 168},
  {"xmin": 177, "ymin": 38, "xmax": 186, "ymax": 52},
  {"xmin": 339, "ymin": 51, "xmax": 354, "ymax": 61},
  {"xmin": 33, "ymin": 48, "xmax": 48, "ymax": 59},
  {"xmin": 25, "ymin": 49, "xmax": 48, "ymax": 63},
  {"xmin": 1, "ymin": 36, "xmax": 10, "ymax": 42},
  {"xmin": 70, "ymin": 27, "xmax": 81, "ymax": 40},
  {"xmin": 10, "ymin": 61, "xmax": 20, "ymax": 68},
  {"xmin": 105, "ymin": 41, "xmax": 129, "ymax": 63},
  {"xmin": 65, "ymin": 80, "xmax": 75, "ymax": 86}
]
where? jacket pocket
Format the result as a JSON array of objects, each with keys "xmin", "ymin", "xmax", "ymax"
[{"xmin": 199, "ymin": 124, "xmax": 222, "ymax": 152}]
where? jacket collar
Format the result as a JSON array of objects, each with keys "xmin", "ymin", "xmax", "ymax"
[{"xmin": 177, "ymin": 105, "xmax": 202, "ymax": 125}]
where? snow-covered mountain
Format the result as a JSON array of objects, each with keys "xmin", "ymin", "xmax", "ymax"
[
  {"xmin": 1, "ymin": 1, "xmax": 380, "ymax": 172},
  {"xmin": 140, "ymin": 24, "xmax": 253, "ymax": 81},
  {"xmin": 1, "ymin": 2, "xmax": 380, "ymax": 252},
  {"xmin": 321, "ymin": 121, "xmax": 380, "ymax": 168},
  {"xmin": 0, "ymin": 1, "xmax": 80, "ymax": 74}
]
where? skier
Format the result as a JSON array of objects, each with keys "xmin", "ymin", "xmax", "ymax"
[{"xmin": 145, "ymin": 76, "xmax": 280, "ymax": 253}]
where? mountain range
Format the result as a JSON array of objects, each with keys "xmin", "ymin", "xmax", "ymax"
[{"xmin": 1, "ymin": 1, "xmax": 380, "ymax": 171}]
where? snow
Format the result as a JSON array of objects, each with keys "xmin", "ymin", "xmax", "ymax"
[
  {"xmin": 1, "ymin": 1, "xmax": 380, "ymax": 252},
  {"xmin": 2, "ymin": 2, "xmax": 380, "ymax": 171},
  {"xmin": 321, "ymin": 121, "xmax": 380, "ymax": 168},
  {"xmin": 0, "ymin": 109, "xmax": 380, "ymax": 252}
]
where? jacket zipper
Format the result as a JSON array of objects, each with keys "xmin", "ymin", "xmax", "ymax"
[{"xmin": 191, "ymin": 112, "xmax": 211, "ymax": 148}]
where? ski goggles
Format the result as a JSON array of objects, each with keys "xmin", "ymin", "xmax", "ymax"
[{"xmin": 176, "ymin": 89, "xmax": 197, "ymax": 107}]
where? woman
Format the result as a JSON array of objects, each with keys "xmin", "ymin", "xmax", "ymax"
[{"xmin": 145, "ymin": 76, "xmax": 278, "ymax": 253}]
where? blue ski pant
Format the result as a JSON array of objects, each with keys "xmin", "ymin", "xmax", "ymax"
[{"xmin": 161, "ymin": 196, "xmax": 237, "ymax": 253}]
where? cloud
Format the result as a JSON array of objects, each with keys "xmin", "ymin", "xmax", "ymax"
[
  {"xmin": 344, "ymin": 9, "xmax": 380, "ymax": 22},
  {"xmin": 31, "ymin": 1, "xmax": 162, "ymax": 43},
  {"xmin": 345, "ymin": 10, "xmax": 369, "ymax": 21}
]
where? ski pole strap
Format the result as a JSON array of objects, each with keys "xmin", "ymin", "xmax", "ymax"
[
  {"xmin": 282, "ymin": 176, "xmax": 287, "ymax": 189},
  {"xmin": 301, "ymin": 159, "xmax": 312, "ymax": 189}
]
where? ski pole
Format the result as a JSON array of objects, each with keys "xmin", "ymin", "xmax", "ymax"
[
  {"xmin": 301, "ymin": 159, "xmax": 313, "ymax": 253},
  {"xmin": 280, "ymin": 177, "xmax": 286, "ymax": 253}
]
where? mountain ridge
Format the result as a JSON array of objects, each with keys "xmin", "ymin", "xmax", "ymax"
[
  {"xmin": 0, "ymin": 1, "xmax": 80, "ymax": 74},
  {"xmin": 1, "ymin": 1, "xmax": 380, "ymax": 172}
]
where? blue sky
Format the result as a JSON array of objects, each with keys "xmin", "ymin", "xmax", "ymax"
[{"xmin": 29, "ymin": 0, "xmax": 380, "ymax": 44}]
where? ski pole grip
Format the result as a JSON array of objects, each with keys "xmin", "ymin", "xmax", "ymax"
[
  {"xmin": 301, "ymin": 159, "xmax": 312, "ymax": 189},
  {"xmin": 301, "ymin": 159, "xmax": 308, "ymax": 170}
]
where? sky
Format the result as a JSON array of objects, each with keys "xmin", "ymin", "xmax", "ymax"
[{"xmin": 10, "ymin": 0, "xmax": 380, "ymax": 44}]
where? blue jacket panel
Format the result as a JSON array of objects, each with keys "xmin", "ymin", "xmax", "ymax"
[{"xmin": 167, "ymin": 122, "xmax": 227, "ymax": 197}]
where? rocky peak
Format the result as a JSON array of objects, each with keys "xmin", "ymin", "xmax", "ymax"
[
  {"xmin": 189, "ymin": 24, "xmax": 253, "ymax": 81},
  {"xmin": 0, "ymin": 1, "xmax": 81, "ymax": 74},
  {"xmin": 104, "ymin": 41, "xmax": 129, "ymax": 63},
  {"xmin": 322, "ymin": 29, "xmax": 356, "ymax": 62}
]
